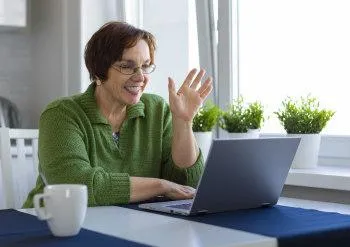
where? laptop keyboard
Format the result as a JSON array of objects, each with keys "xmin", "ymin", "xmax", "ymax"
[{"xmin": 166, "ymin": 202, "xmax": 192, "ymax": 210}]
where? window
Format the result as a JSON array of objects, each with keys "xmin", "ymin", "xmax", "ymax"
[
  {"xmin": 237, "ymin": 0, "xmax": 350, "ymax": 135},
  {"xmin": 188, "ymin": 0, "xmax": 200, "ymax": 69},
  {"xmin": 212, "ymin": 0, "xmax": 350, "ymax": 167},
  {"xmin": 125, "ymin": 0, "xmax": 143, "ymax": 28}
]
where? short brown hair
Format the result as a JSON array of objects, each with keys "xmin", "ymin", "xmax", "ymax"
[{"xmin": 84, "ymin": 21, "xmax": 156, "ymax": 82}]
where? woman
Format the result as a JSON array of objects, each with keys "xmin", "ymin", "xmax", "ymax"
[{"xmin": 23, "ymin": 21, "xmax": 213, "ymax": 207}]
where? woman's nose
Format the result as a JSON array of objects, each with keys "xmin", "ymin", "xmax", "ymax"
[{"xmin": 132, "ymin": 68, "xmax": 145, "ymax": 80}]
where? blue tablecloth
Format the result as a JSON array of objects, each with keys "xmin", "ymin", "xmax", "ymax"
[
  {"xmin": 0, "ymin": 209, "xmax": 148, "ymax": 247},
  {"xmin": 125, "ymin": 203, "xmax": 350, "ymax": 247}
]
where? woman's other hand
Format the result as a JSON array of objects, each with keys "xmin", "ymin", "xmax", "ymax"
[
  {"xmin": 129, "ymin": 177, "xmax": 195, "ymax": 202},
  {"xmin": 160, "ymin": 179, "xmax": 196, "ymax": 200},
  {"xmin": 168, "ymin": 68, "xmax": 213, "ymax": 122}
]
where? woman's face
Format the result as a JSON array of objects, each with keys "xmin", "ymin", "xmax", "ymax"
[{"xmin": 103, "ymin": 39, "xmax": 151, "ymax": 106}]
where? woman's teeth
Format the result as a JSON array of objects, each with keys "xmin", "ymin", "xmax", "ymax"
[{"xmin": 125, "ymin": 86, "xmax": 141, "ymax": 93}]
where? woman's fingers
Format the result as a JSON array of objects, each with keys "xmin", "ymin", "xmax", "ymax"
[
  {"xmin": 178, "ymin": 68, "xmax": 198, "ymax": 94},
  {"xmin": 164, "ymin": 181, "xmax": 196, "ymax": 200},
  {"xmin": 173, "ymin": 188, "xmax": 194, "ymax": 199},
  {"xmin": 190, "ymin": 69, "xmax": 206, "ymax": 90},
  {"xmin": 170, "ymin": 68, "xmax": 213, "ymax": 99},
  {"xmin": 198, "ymin": 77, "xmax": 213, "ymax": 98},
  {"xmin": 178, "ymin": 185, "xmax": 195, "ymax": 194},
  {"xmin": 178, "ymin": 185, "xmax": 196, "ymax": 198},
  {"xmin": 201, "ymin": 84, "xmax": 213, "ymax": 99},
  {"xmin": 168, "ymin": 77, "xmax": 177, "ymax": 96}
]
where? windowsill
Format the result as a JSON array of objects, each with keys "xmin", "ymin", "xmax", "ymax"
[{"xmin": 286, "ymin": 165, "xmax": 350, "ymax": 191}]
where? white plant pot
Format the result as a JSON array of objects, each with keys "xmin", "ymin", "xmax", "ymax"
[
  {"xmin": 288, "ymin": 134, "xmax": 321, "ymax": 169},
  {"xmin": 247, "ymin": 129, "xmax": 260, "ymax": 138},
  {"xmin": 220, "ymin": 129, "xmax": 260, "ymax": 139},
  {"xmin": 194, "ymin": 132, "xmax": 213, "ymax": 162}
]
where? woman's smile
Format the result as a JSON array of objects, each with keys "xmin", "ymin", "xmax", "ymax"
[{"xmin": 124, "ymin": 85, "xmax": 143, "ymax": 95}]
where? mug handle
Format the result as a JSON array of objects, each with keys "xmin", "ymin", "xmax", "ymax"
[{"xmin": 33, "ymin": 193, "xmax": 52, "ymax": 220}]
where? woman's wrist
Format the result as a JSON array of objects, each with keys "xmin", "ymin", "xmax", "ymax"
[
  {"xmin": 172, "ymin": 117, "xmax": 193, "ymax": 134},
  {"xmin": 158, "ymin": 179, "xmax": 169, "ymax": 195}
]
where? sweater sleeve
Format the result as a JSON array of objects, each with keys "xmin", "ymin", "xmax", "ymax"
[
  {"xmin": 160, "ymin": 104, "xmax": 204, "ymax": 188},
  {"xmin": 37, "ymin": 105, "xmax": 130, "ymax": 206}
]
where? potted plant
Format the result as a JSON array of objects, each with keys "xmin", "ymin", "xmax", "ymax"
[
  {"xmin": 275, "ymin": 95, "xmax": 335, "ymax": 168},
  {"xmin": 192, "ymin": 101, "xmax": 221, "ymax": 161},
  {"xmin": 219, "ymin": 96, "xmax": 264, "ymax": 139}
]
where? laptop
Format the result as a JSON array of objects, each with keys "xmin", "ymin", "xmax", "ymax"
[{"xmin": 139, "ymin": 137, "xmax": 300, "ymax": 216}]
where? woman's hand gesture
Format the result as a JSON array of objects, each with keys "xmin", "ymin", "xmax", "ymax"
[{"xmin": 168, "ymin": 69, "xmax": 213, "ymax": 122}]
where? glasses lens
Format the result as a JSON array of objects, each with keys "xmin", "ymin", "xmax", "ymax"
[
  {"xmin": 119, "ymin": 67, "xmax": 133, "ymax": 75},
  {"xmin": 142, "ymin": 64, "xmax": 156, "ymax": 74},
  {"xmin": 114, "ymin": 64, "xmax": 156, "ymax": 75}
]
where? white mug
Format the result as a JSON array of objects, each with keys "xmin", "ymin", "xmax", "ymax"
[{"xmin": 33, "ymin": 184, "xmax": 88, "ymax": 237}]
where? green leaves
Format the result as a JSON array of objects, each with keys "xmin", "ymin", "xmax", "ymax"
[
  {"xmin": 192, "ymin": 95, "xmax": 333, "ymax": 134},
  {"xmin": 245, "ymin": 101, "xmax": 264, "ymax": 129},
  {"xmin": 192, "ymin": 101, "xmax": 221, "ymax": 132},
  {"xmin": 275, "ymin": 96, "xmax": 335, "ymax": 134},
  {"xmin": 219, "ymin": 96, "xmax": 264, "ymax": 133}
]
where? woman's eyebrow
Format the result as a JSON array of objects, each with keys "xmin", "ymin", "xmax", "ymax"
[{"xmin": 119, "ymin": 59, "xmax": 151, "ymax": 64}]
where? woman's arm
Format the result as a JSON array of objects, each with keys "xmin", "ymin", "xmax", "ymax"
[
  {"xmin": 159, "ymin": 97, "xmax": 204, "ymax": 188},
  {"xmin": 171, "ymin": 118, "xmax": 199, "ymax": 168},
  {"xmin": 168, "ymin": 68, "xmax": 213, "ymax": 168}
]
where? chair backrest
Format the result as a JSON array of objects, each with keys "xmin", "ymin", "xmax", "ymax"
[
  {"xmin": 0, "ymin": 97, "xmax": 21, "ymax": 128},
  {"xmin": 0, "ymin": 127, "xmax": 39, "ymax": 209}
]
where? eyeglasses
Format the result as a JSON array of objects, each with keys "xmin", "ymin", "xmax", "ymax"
[{"xmin": 112, "ymin": 63, "xmax": 156, "ymax": 75}]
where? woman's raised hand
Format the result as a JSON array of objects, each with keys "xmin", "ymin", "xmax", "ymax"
[{"xmin": 168, "ymin": 68, "xmax": 213, "ymax": 122}]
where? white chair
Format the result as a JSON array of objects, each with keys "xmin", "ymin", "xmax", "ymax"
[{"xmin": 0, "ymin": 127, "xmax": 39, "ymax": 209}]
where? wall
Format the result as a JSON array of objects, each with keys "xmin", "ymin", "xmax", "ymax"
[
  {"xmin": 0, "ymin": 3, "xmax": 33, "ymax": 127},
  {"xmin": 30, "ymin": 0, "xmax": 81, "ymax": 127},
  {"xmin": 30, "ymin": 0, "xmax": 65, "ymax": 128},
  {"xmin": 0, "ymin": 0, "xmax": 81, "ymax": 128}
]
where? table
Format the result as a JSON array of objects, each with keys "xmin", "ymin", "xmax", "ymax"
[{"xmin": 17, "ymin": 197, "xmax": 350, "ymax": 247}]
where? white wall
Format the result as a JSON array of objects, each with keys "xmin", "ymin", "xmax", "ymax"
[
  {"xmin": 30, "ymin": 0, "xmax": 81, "ymax": 128},
  {"xmin": 0, "ymin": 2, "xmax": 33, "ymax": 127},
  {"xmin": 30, "ymin": 0, "xmax": 65, "ymax": 127}
]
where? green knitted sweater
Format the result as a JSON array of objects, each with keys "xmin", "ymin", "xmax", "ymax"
[{"xmin": 23, "ymin": 84, "xmax": 204, "ymax": 207}]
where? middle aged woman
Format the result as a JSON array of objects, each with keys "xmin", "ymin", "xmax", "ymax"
[{"xmin": 23, "ymin": 21, "xmax": 213, "ymax": 207}]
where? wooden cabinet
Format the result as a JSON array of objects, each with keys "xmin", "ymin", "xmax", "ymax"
[{"xmin": 0, "ymin": 0, "xmax": 26, "ymax": 28}]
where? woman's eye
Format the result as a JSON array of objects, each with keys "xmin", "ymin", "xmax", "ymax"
[{"xmin": 120, "ymin": 64, "xmax": 132, "ymax": 69}]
